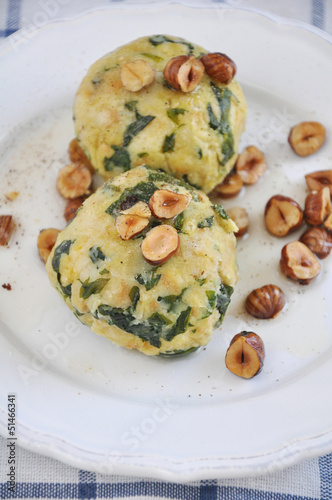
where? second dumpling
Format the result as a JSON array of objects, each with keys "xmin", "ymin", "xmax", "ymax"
[{"xmin": 74, "ymin": 34, "xmax": 247, "ymax": 193}]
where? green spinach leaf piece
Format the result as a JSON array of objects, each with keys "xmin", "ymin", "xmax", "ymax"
[
  {"xmin": 215, "ymin": 284, "xmax": 234, "ymax": 327},
  {"xmin": 213, "ymin": 203, "xmax": 229, "ymax": 220},
  {"xmin": 208, "ymin": 82, "xmax": 235, "ymax": 166},
  {"xmin": 105, "ymin": 182, "xmax": 158, "ymax": 217},
  {"xmin": 164, "ymin": 307, "xmax": 192, "ymax": 341},
  {"xmin": 158, "ymin": 287, "xmax": 187, "ymax": 312},
  {"xmin": 52, "ymin": 240, "xmax": 72, "ymax": 273},
  {"xmin": 89, "ymin": 246, "xmax": 106, "ymax": 265},
  {"xmin": 135, "ymin": 269, "xmax": 161, "ymax": 290},
  {"xmin": 162, "ymin": 133, "xmax": 175, "ymax": 153},
  {"xmin": 123, "ymin": 115, "xmax": 155, "ymax": 147},
  {"xmin": 167, "ymin": 108, "xmax": 187, "ymax": 124},
  {"xmin": 198, "ymin": 216, "xmax": 214, "ymax": 228},
  {"xmin": 104, "ymin": 146, "xmax": 131, "ymax": 172},
  {"xmin": 80, "ymin": 278, "xmax": 109, "ymax": 299}
]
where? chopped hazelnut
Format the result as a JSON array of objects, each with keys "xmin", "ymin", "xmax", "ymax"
[
  {"xmin": 299, "ymin": 226, "xmax": 332, "ymax": 259},
  {"xmin": 37, "ymin": 228, "xmax": 60, "ymax": 263},
  {"xmin": 164, "ymin": 55, "xmax": 204, "ymax": 93},
  {"xmin": 5, "ymin": 192, "xmax": 19, "ymax": 201},
  {"xmin": 120, "ymin": 200, "xmax": 151, "ymax": 218},
  {"xmin": 141, "ymin": 224, "xmax": 180, "ymax": 265},
  {"xmin": 64, "ymin": 196, "xmax": 87, "ymax": 223},
  {"xmin": 226, "ymin": 206, "xmax": 249, "ymax": 237},
  {"xmin": 280, "ymin": 241, "xmax": 321, "ymax": 285},
  {"xmin": 213, "ymin": 173, "xmax": 243, "ymax": 199},
  {"xmin": 115, "ymin": 214, "xmax": 149, "ymax": 241},
  {"xmin": 305, "ymin": 169, "xmax": 332, "ymax": 196},
  {"xmin": 120, "ymin": 59, "xmax": 155, "ymax": 92},
  {"xmin": 236, "ymin": 146, "xmax": 267, "ymax": 185},
  {"xmin": 68, "ymin": 139, "xmax": 94, "ymax": 172},
  {"xmin": 323, "ymin": 212, "xmax": 332, "ymax": 233},
  {"xmin": 304, "ymin": 187, "xmax": 331, "ymax": 226},
  {"xmin": 264, "ymin": 195, "xmax": 303, "ymax": 237},
  {"xmin": 57, "ymin": 163, "xmax": 92, "ymax": 199},
  {"xmin": 149, "ymin": 190, "xmax": 191, "ymax": 219},
  {"xmin": 0, "ymin": 215, "xmax": 13, "ymax": 246},
  {"xmin": 225, "ymin": 331, "xmax": 265, "ymax": 379},
  {"xmin": 288, "ymin": 121, "xmax": 326, "ymax": 156}
]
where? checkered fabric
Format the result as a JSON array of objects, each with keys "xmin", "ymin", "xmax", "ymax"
[{"xmin": 0, "ymin": 1, "xmax": 332, "ymax": 498}]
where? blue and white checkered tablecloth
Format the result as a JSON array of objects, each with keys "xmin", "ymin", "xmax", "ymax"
[{"xmin": 1, "ymin": 1, "xmax": 332, "ymax": 499}]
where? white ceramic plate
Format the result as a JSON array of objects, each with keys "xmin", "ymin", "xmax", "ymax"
[{"xmin": 1, "ymin": 4, "xmax": 332, "ymax": 481}]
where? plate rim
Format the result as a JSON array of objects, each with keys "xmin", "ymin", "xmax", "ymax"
[{"xmin": 2, "ymin": 1, "xmax": 332, "ymax": 53}]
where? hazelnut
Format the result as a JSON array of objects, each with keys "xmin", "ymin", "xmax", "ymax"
[
  {"xmin": 305, "ymin": 169, "xmax": 332, "ymax": 196},
  {"xmin": 236, "ymin": 146, "xmax": 267, "ymax": 185},
  {"xmin": 68, "ymin": 138, "xmax": 94, "ymax": 172},
  {"xmin": 280, "ymin": 241, "xmax": 321, "ymax": 285},
  {"xmin": 37, "ymin": 228, "xmax": 60, "ymax": 263},
  {"xmin": 57, "ymin": 163, "xmax": 92, "ymax": 199},
  {"xmin": 141, "ymin": 224, "xmax": 180, "ymax": 265},
  {"xmin": 149, "ymin": 190, "xmax": 191, "ymax": 219},
  {"xmin": 120, "ymin": 201, "xmax": 151, "ymax": 218},
  {"xmin": 64, "ymin": 196, "xmax": 87, "ymax": 223},
  {"xmin": 163, "ymin": 55, "xmax": 204, "ymax": 93},
  {"xmin": 0, "ymin": 215, "xmax": 13, "ymax": 246},
  {"xmin": 200, "ymin": 52, "xmax": 236, "ymax": 85},
  {"xmin": 225, "ymin": 331, "xmax": 265, "ymax": 379},
  {"xmin": 226, "ymin": 206, "xmax": 249, "ymax": 237},
  {"xmin": 245, "ymin": 284, "xmax": 286, "ymax": 319},
  {"xmin": 213, "ymin": 173, "xmax": 243, "ymax": 199},
  {"xmin": 299, "ymin": 226, "xmax": 332, "ymax": 259},
  {"xmin": 120, "ymin": 59, "xmax": 155, "ymax": 92},
  {"xmin": 115, "ymin": 214, "xmax": 149, "ymax": 241},
  {"xmin": 304, "ymin": 187, "xmax": 331, "ymax": 226},
  {"xmin": 264, "ymin": 195, "xmax": 303, "ymax": 237},
  {"xmin": 323, "ymin": 212, "xmax": 332, "ymax": 233},
  {"xmin": 288, "ymin": 121, "xmax": 326, "ymax": 157}
]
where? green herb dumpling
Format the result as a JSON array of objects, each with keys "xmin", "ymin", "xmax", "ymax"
[
  {"xmin": 46, "ymin": 166, "xmax": 238, "ymax": 356},
  {"xmin": 73, "ymin": 35, "xmax": 247, "ymax": 193}
]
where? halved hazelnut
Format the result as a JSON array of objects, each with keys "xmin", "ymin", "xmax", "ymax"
[
  {"xmin": 245, "ymin": 284, "xmax": 286, "ymax": 319},
  {"xmin": 57, "ymin": 163, "xmax": 92, "ymax": 199},
  {"xmin": 304, "ymin": 187, "xmax": 331, "ymax": 226},
  {"xmin": 0, "ymin": 215, "xmax": 13, "ymax": 246},
  {"xmin": 213, "ymin": 173, "xmax": 243, "ymax": 199},
  {"xmin": 280, "ymin": 241, "xmax": 321, "ymax": 285},
  {"xmin": 200, "ymin": 52, "xmax": 236, "ymax": 85},
  {"xmin": 323, "ymin": 212, "xmax": 332, "ymax": 233},
  {"xmin": 64, "ymin": 196, "xmax": 87, "ymax": 223},
  {"xmin": 226, "ymin": 206, "xmax": 249, "ymax": 237},
  {"xmin": 299, "ymin": 226, "xmax": 332, "ymax": 259},
  {"xmin": 235, "ymin": 146, "xmax": 267, "ymax": 185},
  {"xmin": 264, "ymin": 195, "xmax": 303, "ymax": 237},
  {"xmin": 68, "ymin": 139, "xmax": 94, "ymax": 172},
  {"xmin": 164, "ymin": 55, "xmax": 204, "ymax": 93},
  {"xmin": 141, "ymin": 224, "xmax": 180, "ymax": 265},
  {"xmin": 37, "ymin": 228, "xmax": 60, "ymax": 263},
  {"xmin": 149, "ymin": 190, "xmax": 191, "ymax": 219},
  {"xmin": 288, "ymin": 121, "xmax": 326, "ymax": 156},
  {"xmin": 305, "ymin": 169, "xmax": 332, "ymax": 196},
  {"xmin": 120, "ymin": 59, "xmax": 155, "ymax": 92},
  {"xmin": 225, "ymin": 331, "xmax": 265, "ymax": 379},
  {"xmin": 115, "ymin": 214, "xmax": 149, "ymax": 241},
  {"xmin": 120, "ymin": 201, "xmax": 151, "ymax": 218}
]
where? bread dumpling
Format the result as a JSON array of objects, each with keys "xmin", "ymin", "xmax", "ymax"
[
  {"xmin": 74, "ymin": 35, "xmax": 247, "ymax": 193},
  {"xmin": 46, "ymin": 165, "xmax": 238, "ymax": 356}
]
